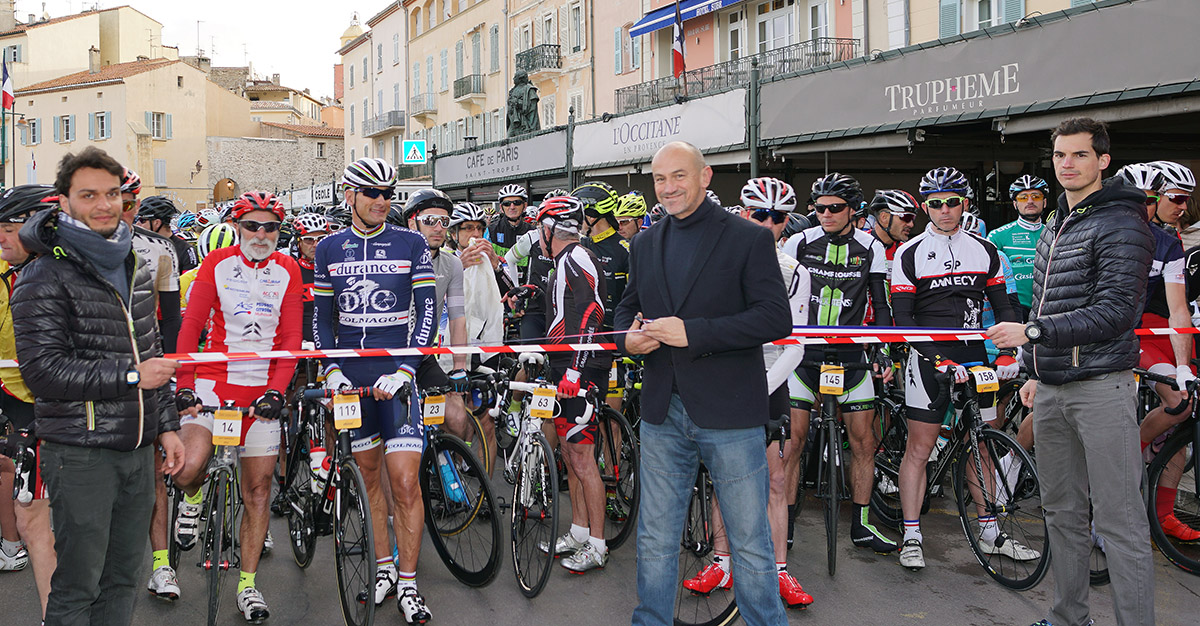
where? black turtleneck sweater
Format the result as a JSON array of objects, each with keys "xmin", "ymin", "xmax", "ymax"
[{"xmin": 662, "ymin": 199, "xmax": 715, "ymax": 305}]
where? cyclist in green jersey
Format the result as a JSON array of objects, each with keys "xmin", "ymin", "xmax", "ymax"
[{"xmin": 987, "ymin": 175, "xmax": 1048, "ymax": 322}]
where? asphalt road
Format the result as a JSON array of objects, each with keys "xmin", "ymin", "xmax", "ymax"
[{"xmin": 3, "ymin": 487, "xmax": 1198, "ymax": 625}]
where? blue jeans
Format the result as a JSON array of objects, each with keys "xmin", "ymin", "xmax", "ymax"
[{"xmin": 632, "ymin": 394, "xmax": 785, "ymax": 626}]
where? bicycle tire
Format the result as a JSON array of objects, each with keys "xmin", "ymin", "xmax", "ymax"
[
  {"xmin": 823, "ymin": 419, "xmax": 841, "ymax": 577},
  {"xmin": 953, "ymin": 428, "xmax": 1049, "ymax": 590},
  {"xmin": 166, "ymin": 479, "xmax": 181, "ymax": 570},
  {"xmin": 675, "ymin": 468, "xmax": 738, "ymax": 626},
  {"xmin": 596, "ymin": 407, "xmax": 640, "ymax": 551},
  {"xmin": 455, "ymin": 407, "xmax": 493, "ymax": 477},
  {"xmin": 870, "ymin": 414, "xmax": 908, "ymax": 532},
  {"xmin": 421, "ymin": 433, "xmax": 502, "ymax": 587},
  {"xmin": 205, "ymin": 471, "xmax": 231, "ymax": 626},
  {"xmin": 333, "ymin": 459, "xmax": 374, "ymax": 626},
  {"xmin": 511, "ymin": 432, "xmax": 558, "ymax": 598},
  {"xmin": 1145, "ymin": 428, "xmax": 1200, "ymax": 576}
]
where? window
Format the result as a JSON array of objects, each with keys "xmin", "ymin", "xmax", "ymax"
[
  {"xmin": 90, "ymin": 111, "xmax": 111, "ymax": 140},
  {"xmin": 377, "ymin": 43, "xmax": 383, "ymax": 70},
  {"xmin": 350, "ymin": 148, "xmax": 355, "ymax": 161},
  {"xmin": 413, "ymin": 62, "xmax": 421, "ymax": 94},
  {"xmin": 442, "ymin": 0, "xmax": 450, "ymax": 20},
  {"xmin": 361, "ymin": 57, "xmax": 367, "ymax": 81},
  {"xmin": 27, "ymin": 117, "xmax": 40, "ymax": 145},
  {"xmin": 252, "ymin": 115, "xmax": 262, "ymax": 122},
  {"xmin": 458, "ymin": 0, "xmax": 466, "ymax": 12},
  {"xmin": 392, "ymin": 136, "xmax": 401, "ymax": 163},
  {"xmin": 614, "ymin": 28, "xmax": 623, "ymax": 73},
  {"xmin": 362, "ymin": 98, "xmax": 368, "ymax": 121},
  {"xmin": 26, "ymin": 163, "xmax": 35, "ymax": 184},
  {"xmin": 569, "ymin": 2, "xmax": 584, "ymax": 53},
  {"xmin": 758, "ymin": 1, "xmax": 796, "ymax": 54},
  {"xmin": 727, "ymin": 10, "xmax": 745, "ymax": 61},
  {"xmin": 939, "ymin": 0, "xmax": 962, "ymax": 38},
  {"xmin": 317, "ymin": 142, "xmax": 326, "ymax": 158},
  {"xmin": 887, "ymin": 0, "xmax": 908, "ymax": 49},
  {"xmin": 364, "ymin": 144, "xmax": 369, "ymax": 157},
  {"xmin": 393, "ymin": 83, "xmax": 401, "ymax": 110},
  {"xmin": 377, "ymin": 89, "xmax": 384, "ymax": 115},
  {"xmin": 2, "ymin": 44, "xmax": 22, "ymax": 63},
  {"xmin": 393, "ymin": 33, "xmax": 400, "ymax": 64},
  {"xmin": 413, "ymin": 8, "xmax": 422, "ymax": 36},
  {"xmin": 177, "ymin": 76, "xmax": 183, "ymax": 87},
  {"xmin": 471, "ymin": 32, "xmax": 481, "ymax": 75},
  {"xmin": 455, "ymin": 41, "xmax": 464, "ymax": 79},
  {"xmin": 147, "ymin": 111, "xmax": 171, "ymax": 140},
  {"xmin": 349, "ymin": 63, "xmax": 354, "ymax": 88},
  {"xmin": 542, "ymin": 14, "xmax": 555, "ymax": 45},
  {"xmin": 519, "ymin": 23, "xmax": 532, "ymax": 53},
  {"xmin": 807, "ymin": 0, "xmax": 825, "ymax": 40},
  {"xmin": 153, "ymin": 159, "xmax": 166, "ymax": 187},
  {"xmin": 57, "ymin": 114, "xmax": 75, "ymax": 142},
  {"xmin": 440, "ymin": 49, "xmax": 448, "ymax": 90},
  {"xmin": 349, "ymin": 104, "xmax": 355, "ymax": 132},
  {"xmin": 377, "ymin": 140, "xmax": 384, "ymax": 160},
  {"xmin": 541, "ymin": 94, "xmax": 555, "ymax": 127},
  {"xmin": 426, "ymin": 56, "xmax": 433, "ymax": 94},
  {"xmin": 490, "ymin": 25, "xmax": 500, "ymax": 71},
  {"xmin": 569, "ymin": 92, "xmax": 584, "ymax": 119},
  {"xmin": 428, "ymin": 7, "xmax": 434, "ymax": 31}
]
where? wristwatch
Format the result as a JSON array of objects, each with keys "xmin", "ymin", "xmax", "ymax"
[
  {"xmin": 1024, "ymin": 321, "xmax": 1044, "ymax": 344},
  {"xmin": 125, "ymin": 368, "xmax": 140, "ymax": 386}
]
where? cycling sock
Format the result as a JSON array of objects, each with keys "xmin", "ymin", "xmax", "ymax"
[
  {"xmin": 377, "ymin": 557, "xmax": 396, "ymax": 573},
  {"xmin": 1156, "ymin": 486, "xmax": 1177, "ymax": 522},
  {"xmin": 588, "ymin": 536, "xmax": 607, "ymax": 553},
  {"xmin": 776, "ymin": 561, "xmax": 787, "ymax": 574},
  {"xmin": 1, "ymin": 538, "xmax": 22, "ymax": 556},
  {"xmin": 903, "ymin": 520, "xmax": 922, "ymax": 544},
  {"xmin": 152, "ymin": 549, "xmax": 170, "ymax": 570},
  {"xmin": 184, "ymin": 490, "xmax": 203, "ymax": 506},
  {"xmin": 712, "ymin": 552, "xmax": 730, "ymax": 573},
  {"xmin": 237, "ymin": 571, "xmax": 256, "ymax": 594},
  {"xmin": 979, "ymin": 516, "xmax": 999, "ymax": 543},
  {"xmin": 397, "ymin": 570, "xmax": 417, "ymax": 592},
  {"xmin": 570, "ymin": 524, "xmax": 589, "ymax": 544}
]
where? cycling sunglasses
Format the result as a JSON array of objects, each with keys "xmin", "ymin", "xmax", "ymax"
[
  {"xmin": 298, "ymin": 235, "xmax": 326, "ymax": 244},
  {"xmin": 500, "ymin": 199, "xmax": 526, "ymax": 207},
  {"xmin": 1144, "ymin": 195, "xmax": 1161, "ymax": 206},
  {"xmin": 355, "ymin": 187, "xmax": 395, "ymax": 200},
  {"xmin": 1164, "ymin": 193, "xmax": 1191, "ymax": 205},
  {"xmin": 1015, "ymin": 191, "xmax": 1044, "ymax": 202},
  {"xmin": 812, "ymin": 202, "xmax": 849, "ymax": 214},
  {"xmin": 885, "ymin": 211, "xmax": 916, "ymax": 224},
  {"xmin": 417, "ymin": 215, "xmax": 451, "ymax": 228},
  {"xmin": 617, "ymin": 217, "xmax": 640, "ymax": 226},
  {"xmin": 239, "ymin": 219, "xmax": 282, "ymax": 233},
  {"xmin": 925, "ymin": 196, "xmax": 966, "ymax": 209},
  {"xmin": 750, "ymin": 209, "xmax": 789, "ymax": 225},
  {"xmin": 122, "ymin": 200, "xmax": 138, "ymax": 212}
]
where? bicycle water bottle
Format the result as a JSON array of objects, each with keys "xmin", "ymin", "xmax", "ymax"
[
  {"xmin": 505, "ymin": 412, "xmax": 519, "ymax": 437},
  {"xmin": 14, "ymin": 458, "xmax": 32, "ymax": 505},
  {"xmin": 928, "ymin": 435, "xmax": 949, "ymax": 463},
  {"xmin": 309, "ymin": 446, "xmax": 329, "ymax": 494},
  {"xmin": 437, "ymin": 451, "xmax": 467, "ymax": 504}
]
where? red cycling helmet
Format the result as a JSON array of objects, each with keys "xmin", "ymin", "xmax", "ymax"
[
  {"xmin": 121, "ymin": 168, "xmax": 142, "ymax": 195},
  {"xmin": 230, "ymin": 190, "xmax": 286, "ymax": 222},
  {"xmin": 535, "ymin": 195, "xmax": 584, "ymax": 235}
]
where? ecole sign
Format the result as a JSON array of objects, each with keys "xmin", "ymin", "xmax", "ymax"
[{"xmin": 434, "ymin": 131, "xmax": 567, "ymax": 186}]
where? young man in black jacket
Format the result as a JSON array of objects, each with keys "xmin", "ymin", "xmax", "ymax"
[
  {"xmin": 12, "ymin": 146, "xmax": 184, "ymax": 626},
  {"xmin": 989, "ymin": 118, "xmax": 1155, "ymax": 626}
]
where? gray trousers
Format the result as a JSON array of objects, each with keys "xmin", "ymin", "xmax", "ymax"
[
  {"xmin": 40, "ymin": 442, "xmax": 155, "ymax": 626},
  {"xmin": 1033, "ymin": 371, "xmax": 1155, "ymax": 626}
]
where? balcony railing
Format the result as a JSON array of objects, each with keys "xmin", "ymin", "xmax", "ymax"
[
  {"xmin": 363, "ymin": 110, "xmax": 406, "ymax": 137},
  {"xmin": 410, "ymin": 93, "xmax": 437, "ymax": 116},
  {"xmin": 453, "ymin": 74, "xmax": 485, "ymax": 100},
  {"xmin": 615, "ymin": 37, "xmax": 860, "ymax": 114},
  {"xmin": 515, "ymin": 44, "xmax": 562, "ymax": 74}
]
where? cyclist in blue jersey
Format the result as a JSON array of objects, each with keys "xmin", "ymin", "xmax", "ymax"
[{"xmin": 313, "ymin": 158, "xmax": 437, "ymax": 625}]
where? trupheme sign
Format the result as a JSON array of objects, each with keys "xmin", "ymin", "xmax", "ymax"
[{"xmin": 884, "ymin": 63, "xmax": 1020, "ymax": 116}]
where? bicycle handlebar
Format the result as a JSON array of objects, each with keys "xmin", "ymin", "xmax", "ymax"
[
  {"xmin": 302, "ymin": 386, "xmax": 382, "ymax": 402},
  {"xmin": 1133, "ymin": 368, "xmax": 1194, "ymax": 416},
  {"xmin": 506, "ymin": 380, "xmax": 599, "ymax": 425}
]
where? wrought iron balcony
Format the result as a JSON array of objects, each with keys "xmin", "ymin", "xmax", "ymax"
[
  {"xmin": 614, "ymin": 37, "xmax": 860, "ymax": 114},
  {"xmin": 410, "ymin": 93, "xmax": 437, "ymax": 118},
  {"xmin": 363, "ymin": 110, "xmax": 406, "ymax": 137},
  {"xmin": 515, "ymin": 44, "xmax": 562, "ymax": 75},
  {"xmin": 453, "ymin": 74, "xmax": 486, "ymax": 101}
]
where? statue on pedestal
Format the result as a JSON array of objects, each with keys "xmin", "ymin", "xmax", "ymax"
[{"xmin": 506, "ymin": 70, "xmax": 540, "ymax": 138}]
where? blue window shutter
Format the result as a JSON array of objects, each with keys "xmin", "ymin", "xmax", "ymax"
[
  {"xmin": 144, "ymin": 111, "xmax": 152, "ymax": 132},
  {"xmin": 632, "ymin": 33, "xmax": 641, "ymax": 69},
  {"xmin": 939, "ymin": 0, "xmax": 960, "ymax": 38},
  {"xmin": 1002, "ymin": 0, "xmax": 1025, "ymax": 24},
  {"xmin": 165, "ymin": 114, "xmax": 172, "ymax": 139},
  {"xmin": 68, "ymin": 115, "xmax": 75, "ymax": 141},
  {"xmin": 34, "ymin": 118, "xmax": 40, "ymax": 144},
  {"xmin": 614, "ymin": 28, "xmax": 622, "ymax": 73},
  {"xmin": 88, "ymin": 112, "xmax": 95, "ymax": 139},
  {"xmin": 53, "ymin": 117, "xmax": 60, "ymax": 143},
  {"xmin": 105, "ymin": 111, "xmax": 112, "ymax": 138}
]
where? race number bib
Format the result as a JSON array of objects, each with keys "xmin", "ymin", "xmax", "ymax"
[
  {"xmin": 819, "ymin": 365, "xmax": 845, "ymax": 396},
  {"xmin": 333, "ymin": 394, "xmax": 363, "ymax": 430},
  {"xmin": 970, "ymin": 366, "xmax": 999, "ymax": 393},
  {"xmin": 530, "ymin": 386, "xmax": 557, "ymax": 420},
  {"xmin": 212, "ymin": 409, "xmax": 242, "ymax": 446},
  {"xmin": 423, "ymin": 394, "xmax": 447, "ymax": 425}
]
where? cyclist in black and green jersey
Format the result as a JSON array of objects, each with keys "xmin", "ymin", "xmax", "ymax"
[
  {"xmin": 782, "ymin": 172, "xmax": 897, "ymax": 555},
  {"xmin": 488, "ymin": 184, "xmax": 533, "ymax": 265},
  {"xmin": 987, "ymin": 175, "xmax": 1048, "ymax": 322}
]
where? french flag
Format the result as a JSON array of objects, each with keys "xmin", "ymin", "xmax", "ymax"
[
  {"xmin": 672, "ymin": 1, "xmax": 685, "ymax": 79},
  {"xmin": 2, "ymin": 59, "xmax": 13, "ymax": 110}
]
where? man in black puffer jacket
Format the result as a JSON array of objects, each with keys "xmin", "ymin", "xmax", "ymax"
[
  {"xmin": 990, "ymin": 118, "xmax": 1155, "ymax": 626},
  {"xmin": 12, "ymin": 146, "xmax": 184, "ymax": 626}
]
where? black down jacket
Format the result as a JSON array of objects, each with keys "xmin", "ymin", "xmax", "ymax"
[
  {"xmin": 11, "ymin": 208, "xmax": 178, "ymax": 450},
  {"xmin": 1023, "ymin": 178, "xmax": 1153, "ymax": 385}
]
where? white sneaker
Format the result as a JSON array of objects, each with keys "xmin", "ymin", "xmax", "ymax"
[
  {"xmin": 538, "ymin": 531, "xmax": 587, "ymax": 557},
  {"xmin": 357, "ymin": 567, "xmax": 397, "ymax": 606},
  {"xmin": 877, "ymin": 473, "xmax": 899, "ymax": 495},
  {"xmin": 175, "ymin": 499, "xmax": 202, "ymax": 551},
  {"xmin": 147, "ymin": 566, "xmax": 180, "ymax": 600},
  {"xmin": 980, "ymin": 532, "xmax": 1040, "ymax": 561},
  {"xmin": 561, "ymin": 542, "xmax": 608, "ymax": 573},
  {"xmin": 0, "ymin": 544, "xmax": 28, "ymax": 571},
  {"xmin": 236, "ymin": 587, "xmax": 270, "ymax": 624},
  {"xmin": 398, "ymin": 588, "xmax": 431, "ymax": 625},
  {"xmin": 899, "ymin": 539, "xmax": 925, "ymax": 570}
]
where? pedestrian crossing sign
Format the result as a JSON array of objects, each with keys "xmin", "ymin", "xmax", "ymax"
[{"xmin": 403, "ymin": 140, "xmax": 427, "ymax": 164}]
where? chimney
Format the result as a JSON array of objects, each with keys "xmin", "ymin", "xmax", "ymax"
[
  {"xmin": 27, "ymin": 13, "xmax": 34, "ymax": 24},
  {"xmin": 0, "ymin": 1, "xmax": 15, "ymax": 33},
  {"xmin": 271, "ymin": 73, "xmax": 280, "ymax": 86},
  {"xmin": 88, "ymin": 46, "xmax": 100, "ymax": 74}
]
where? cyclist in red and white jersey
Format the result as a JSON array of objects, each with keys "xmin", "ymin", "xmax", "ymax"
[{"xmin": 171, "ymin": 191, "xmax": 303, "ymax": 623}]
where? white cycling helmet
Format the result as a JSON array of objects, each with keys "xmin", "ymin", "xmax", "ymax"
[
  {"xmin": 740, "ymin": 177, "xmax": 798, "ymax": 213},
  {"xmin": 1116, "ymin": 163, "xmax": 1165, "ymax": 192},
  {"xmin": 1150, "ymin": 161, "xmax": 1195, "ymax": 193},
  {"xmin": 292, "ymin": 212, "xmax": 331, "ymax": 236},
  {"xmin": 705, "ymin": 189, "xmax": 722, "ymax": 206},
  {"xmin": 450, "ymin": 202, "xmax": 488, "ymax": 229},
  {"xmin": 341, "ymin": 158, "xmax": 397, "ymax": 190},
  {"xmin": 497, "ymin": 184, "xmax": 528, "ymax": 202}
]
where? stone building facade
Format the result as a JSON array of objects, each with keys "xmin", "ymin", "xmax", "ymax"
[{"xmin": 207, "ymin": 122, "xmax": 344, "ymax": 203}]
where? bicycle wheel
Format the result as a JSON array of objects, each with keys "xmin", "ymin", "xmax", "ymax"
[
  {"xmin": 511, "ymin": 432, "xmax": 558, "ymax": 598},
  {"xmin": 870, "ymin": 414, "xmax": 908, "ymax": 532},
  {"xmin": 953, "ymin": 428, "xmax": 1049, "ymax": 590},
  {"xmin": 456, "ymin": 408, "xmax": 493, "ymax": 477},
  {"xmin": 205, "ymin": 471, "xmax": 233, "ymax": 626},
  {"xmin": 823, "ymin": 419, "xmax": 842, "ymax": 577},
  {"xmin": 596, "ymin": 407, "xmax": 640, "ymax": 551},
  {"xmin": 286, "ymin": 476, "xmax": 317, "ymax": 569},
  {"xmin": 333, "ymin": 459, "xmax": 375, "ymax": 626},
  {"xmin": 166, "ymin": 479, "xmax": 181, "ymax": 570},
  {"xmin": 1146, "ymin": 429, "xmax": 1200, "ymax": 575},
  {"xmin": 421, "ymin": 433, "xmax": 502, "ymax": 587},
  {"xmin": 675, "ymin": 469, "xmax": 738, "ymax": 626}
]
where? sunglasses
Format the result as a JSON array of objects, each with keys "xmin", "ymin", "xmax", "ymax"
[
  {"xmin": 1164, "ymin": 193, "xmax": 1191, "ymax": 205},
  {"xmin": 299, "ymin": 235, "xmax": 326, "ymax": 244},
  {"xmin": 417, "ymin": 215, "xmax": 451, "ymax": 228},
  {"xmin": 328, "ymin": 222, "xmax": 344, "ymax": 231},
  {"xmin": 750, "ymin": 209, "xmax": 789, "ymax": 225},
  {"xmin": 122, "ymin": 200, "xmax": 137, "ymax": 212},
  {"xmin": 355, "ymin": 187, "xmax": 395, "ymax": 200},
  {"xmin": 812, "ymin": 202, "xmax": 849, "ymax": 214},
  {"xmin": 239, "ymin": 219, "xmax": 281, "ymax": 233},
  {"xmin": 500, "ymin": 200, "xmax": 526, "ymax": 207},
  {"xmin": 1015, "ymin": 192, "xmax": 1044, "ymax": 202},
  {"xmin": 885, "ymin": 211, "xmax": 916, "ymax": 224},
  {"xmin": 1144, "ymin": 195, "xmax": 1161, "ymax": 206},
  {"xmin": 925, "ymin": 196, "xmax": 966, "ymax": 209}
]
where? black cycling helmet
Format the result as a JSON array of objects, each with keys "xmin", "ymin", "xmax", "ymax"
[
  {"xmin": 0, "ymin": 184, "xmax": 57, "ymax": 224},
  {"xmin": 869, "ymin": 189, "xmax": 921, "ymax": 216},
  {"xmin": 810, "ymin": 172, "xmax": 864, "ymax": 208},
  {"xmin": 782, "ymin": 212, "xmax": 812, "ymax": 239},
  {"xmin": 571, "ymin": 181, "xmax": 620, "ymax": 217},
  {"xmin": 403, "ymin": 188, "xmax": 454, "ymax": 222},
  {"xmin": 387, "ymin": 202, "xmax": 405, "ymax": 227},
  {"xmin": 136, "ymin": 195, "xmax": 178, "ymax": 224},
  {"xmin": 648, "ymin": 202, "xmax": 668, "ymax": 224},
  {"xmin": 325, "ymin": 203, "xmax": 352, "ymax": 230}
]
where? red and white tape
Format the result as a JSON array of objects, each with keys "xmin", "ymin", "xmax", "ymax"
[{"xmin": 0, "ymin": 326, "xmax": 1195, "ymax": 368}]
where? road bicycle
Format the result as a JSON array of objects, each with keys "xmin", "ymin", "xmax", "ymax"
[{"xmin": 192, "ymin": 401, "xmax": 250, "ymax": 626}]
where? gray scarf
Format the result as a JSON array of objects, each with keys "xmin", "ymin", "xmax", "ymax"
[{"xmin": 57, "ymin": 212, "xmax": 134, "ymax": 306}]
